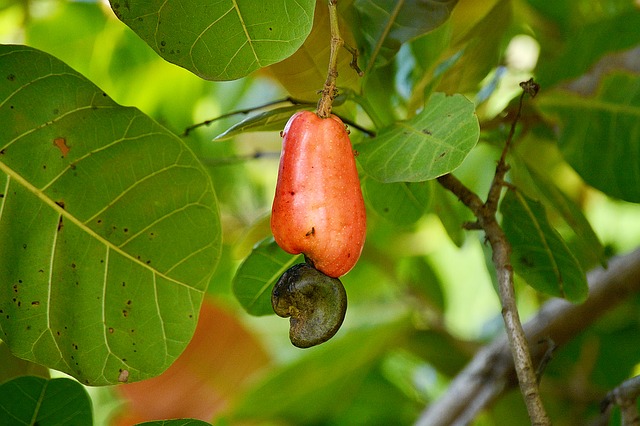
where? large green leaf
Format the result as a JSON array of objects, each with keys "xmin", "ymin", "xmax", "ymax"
[
  {"xmin": 500, "ymin": 189, "xmax": 588, "ymax": 303},
  {"xmin": 352, "ymin": 0, "xmax": 457, "ymax": 72},
  {"xmin": 0, "ymin": 376, "xmax": 92, "ymax": 425},
  {"xmin": 109, "ymin": 0, "xmax": 315, "ymax": 81},
  {"xmin": 233, "ymin": 238, "xmax": 301, "ymax": 316},
  {"xmin": 536, "ymin": 72, "xmax": 640, "ymax": 203},
  {"xmin": 358, "ymin": 93, "xmax": 479, "ymax": 182},
  {"xmin": 0, "ymin": 45, "xmax": 221, "ymax": 385}
]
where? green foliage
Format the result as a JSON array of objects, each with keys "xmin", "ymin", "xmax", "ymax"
[
  {"xmin": 2, "ymin": 0, "xmax": 640, "ymax": 425},
  {"xmin": 0, "ymin": 45, "xmax": 221, "ymax": 385},
  {"xmin": 537, "ymin": 72, "xmax": 640, "ymax": 203},
  {"xmin": 501, "ymin": 189, "xmax": 588, "ymax": 303},
  {"xmin": 110, "ymin": 0, "xmax": 316, "ymax": 81},
  {"xmin": 362, "ymin": 178, "xmax": 432, "ymax": 227},
  {"xmin": 351, "ymin": 0, "xmax": 457, "ymax": 71},
  {"xmin": 0, "ymin": 376, "xmax": 93, "ymax": 425},
  {"xmin": 233, "ymin": 238, "xmax": 301, "ymax": 316},
  {"xmin": 358, "ymin": 93, "xmax": 479, "ymax": 182}
]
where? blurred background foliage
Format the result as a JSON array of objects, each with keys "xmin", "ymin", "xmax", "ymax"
[{"xmin": 2, "ymin": 0, "xmax": 640, "ymax": 424}]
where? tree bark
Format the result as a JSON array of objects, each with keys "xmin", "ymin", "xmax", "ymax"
[{"xmin": 416, "ymin": 248, "xmax": 640, "ymax": 426}]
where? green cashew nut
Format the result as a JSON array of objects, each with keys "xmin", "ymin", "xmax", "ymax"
[{"xmin": 272, "ymin": 263, "xmax": 347, "ymax": 348}]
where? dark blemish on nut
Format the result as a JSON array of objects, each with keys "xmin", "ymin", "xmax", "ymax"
[{"xmin": 305, "ymin": 227, "xmax": 315, "ymax": 237}]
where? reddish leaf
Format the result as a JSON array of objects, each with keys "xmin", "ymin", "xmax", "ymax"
[{"xmin": 113, "ymin": 298, "xmax": 271, "ymax": 424}]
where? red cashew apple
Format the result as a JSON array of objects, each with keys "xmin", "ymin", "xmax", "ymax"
[{"xmin": 271, "ymin": 110, "xmax": 367, "ymax": 278}]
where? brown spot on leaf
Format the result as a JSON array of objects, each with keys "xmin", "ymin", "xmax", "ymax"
[
  {"xmin": 118, "ymin": 369, "xmax": 129, "ymax": 383},
  {"xmin": 53, "ymin": 138, "xmax": 70, "ymax": 157}
]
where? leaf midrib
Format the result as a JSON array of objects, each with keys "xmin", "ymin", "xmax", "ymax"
[{"xmin": 0, "ymin": 160, "xmax": 201, "ymax": 293}]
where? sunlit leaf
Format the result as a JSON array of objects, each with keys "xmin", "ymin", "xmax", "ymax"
[
  {"xmin": 536, "ymin": 72, "xmax": 640, "ymax": 203},
  {"xmin": 214, "ymin": 105, "xmax": 311, "ymax": 141},
  {"xmin": 352, "ymin": 0, "xmax": 457, "ymax": 72},
  {"xmin": 358, "ymin": 93, "xmax": 479, "ymax": 182},
  {"xmin": 436, "ymin": 0, "xmax": 511, "ymax": 94},
  {"xmin": 0, "ymin": 45, "xmax": 221, "ymax": 385},
  {"xmin": 269, "ymin": 1, "xmax": 361, "ymax": 101},
  {"xmin": 362, "ymin": 177, "xmax": 432, "ymax": 226},
  {"xmin": 115, "ymin": 299, "xmax": 270, "ymax": 424},
  {"xmin": 233, "ymin": 238, "xmax": 301, "ymax": 316},
  {"xmin": 500, "ymin": 189, "xmax": 588, "ymax": 303},
  {"xmin": 0, "ymin": 376, "xmax": 92, "ymax": 424},
  {"xmin": 109, "ymin": 0, "xmax": 315, "ymax": 81}
]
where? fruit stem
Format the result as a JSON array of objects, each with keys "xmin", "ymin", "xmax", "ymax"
[{"xmin": 317, "ymin": 0, "xmax": 343, "ymax": 118}]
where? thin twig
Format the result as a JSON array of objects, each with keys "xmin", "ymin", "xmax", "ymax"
[
  {"xmin": 316, "ymin": 0, "xmax": 343, "ymax": 118},
  {"xmin": 181, "ymin": 97, "xmax": 312, "ymax": 137},
  {"xmin": 601, "ymin": 375, "xmax": 640, "ymax": 426},
  {"xmin": 436, "ymin": 79, "xmax": 549, "ymax": 425}
]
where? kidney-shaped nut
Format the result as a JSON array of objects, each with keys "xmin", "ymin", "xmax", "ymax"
[{"xmin": 271, "ymin": 263, "xmax": 347, "ymax": 348}]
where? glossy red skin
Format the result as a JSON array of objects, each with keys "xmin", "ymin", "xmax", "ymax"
[{"xmin": 271, "ymin": 111, "xmax": 366, "ymax": 278}]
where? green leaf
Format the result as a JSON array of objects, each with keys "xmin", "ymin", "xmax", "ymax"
[
  {"xmin": 511, "ymin": 155, "xmax": 607, "ymax": 268},
  {"xmin": 109, "ymin": 0, "xmax": 315, "ymax": 81},
  {"xmin": 431, "ymin": 182, "xmax": 471, "ymax": 247},
  {"xmin": 214, "ymin": 105, "xmax": 311, "ymax": 141},
  {"xmin": 229, "ymin": 318, "xmax": 410, "ymax": 423},
  {"xmin": 536, "ymin": 72, "xmax": 640, "ymax": 202},
  {"xmin": 352, "ymin": 0, "xmax": 457, "ymax": 72},
  {"xmin": 0, "ymin": 376, "xmax": 92, "ymax": 425},
  {"xmin": 232, "ymin": 238, "xmax": 301, "ymax": 316},
  {"xmin": 0, "ymin": 45, "xmax": 221, "ymax": 385},
  {"xmin": 436, "ymin": 0, "xmax": 511, "ymax": 94},
  {"xmin": 500, "ymin": 189, "xmax": 588, "ymax": 303},
  {"xmin": 358, "ymin": 93, "xmax": 479, "ymax": 182},
  {"xmin": 362, "ymin": 177, "xmax": 432, "ymax": 226},
  {"xmin": 536, "ymin": 9, "xmax": 640, "ymax": 88}
]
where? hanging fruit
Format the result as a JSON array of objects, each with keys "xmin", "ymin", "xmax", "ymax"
[{"xmin": 271, "ymin": 110, "xmax": 366, "ymax": 278}]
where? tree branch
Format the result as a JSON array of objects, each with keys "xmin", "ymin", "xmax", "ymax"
[
  {"xmin": 601, "ymin": 375, "xmax": 640, "ymax": 426},
  {"xmin": 435, "ymin": 78, "xmax": 549, "ymax": 425},
  {"xmin": 416, "ymin": 248, "xmax": 640, "ymax": 425}
]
